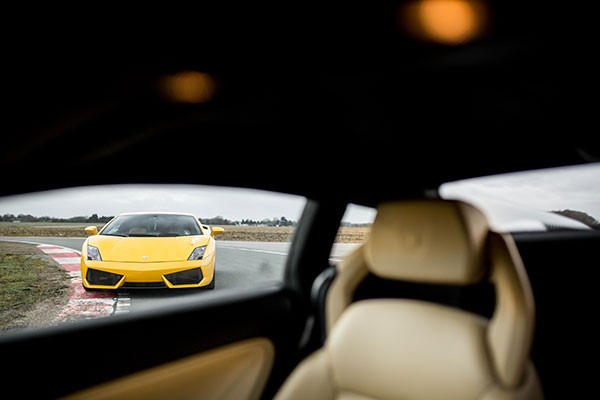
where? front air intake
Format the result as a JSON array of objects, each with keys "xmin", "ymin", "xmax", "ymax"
[
  {"xmin": 86, "ymin": 269, "xmax": 123, "ymax": 286},
  {"xmin": 164, "ymin": 268, "xmax": 203, "ymax": 285}
]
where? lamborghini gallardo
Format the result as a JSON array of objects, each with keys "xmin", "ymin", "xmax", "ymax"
[{"xmin": 81, "ymin": 212, "xmax": 223, "ymax": 290}]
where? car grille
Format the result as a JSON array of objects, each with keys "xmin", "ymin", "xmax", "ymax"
[{"xmin": 122, "ymin": 282, "xmax": 168, "ymax": 289}]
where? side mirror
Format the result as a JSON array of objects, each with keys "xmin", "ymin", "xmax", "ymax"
[
  {"xmin": 84, "ymin": 226, "xmax": 99, "ymax": 236},
  {"xmin": 211, "ymin": 227, "xmax": 224, "ymax": 237}
]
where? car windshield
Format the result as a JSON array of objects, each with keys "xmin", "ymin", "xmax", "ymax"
[{"xmin": 102, "ymin": 214, "xmax": 202, "ymax": 237}]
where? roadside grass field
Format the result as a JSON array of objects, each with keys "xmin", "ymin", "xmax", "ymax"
[
  {"xmin": 0, "ymin": 222, "xmax": 92, "ymax": 238},
  {"xmin": 0, "ymin": 241, "xmax": 70, "ymax": 332}
]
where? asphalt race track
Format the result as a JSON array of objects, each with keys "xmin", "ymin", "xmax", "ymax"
[{"xmin": 0, "ymin": 237, "xmax": 358, "ymax": 317}]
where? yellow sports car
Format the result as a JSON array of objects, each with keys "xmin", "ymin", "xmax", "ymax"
[{"xmin": 81, "ymin": 212, "xmax": 224, "ymax": 290}]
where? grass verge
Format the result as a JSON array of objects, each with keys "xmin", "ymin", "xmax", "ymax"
[{"xmin": 0, "ymin": 242, "xmax": 70, "ymax": 332}]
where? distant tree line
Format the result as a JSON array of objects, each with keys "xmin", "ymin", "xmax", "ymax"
[
  {"xmin": 0, "ymin": 213, "xmax": 113, "ymax": 223},
  {"xmin": 201, "ymin": 215, "xmax": 297, "ymax": 227},
  {"xmin": 5, "ymin": 210, "xmax": 596, "ymax": 229},
  {"xmin": 1, "ymin": 213, "xmax": 298, "ymax": 227},
  {"xmin": 200, "ymin": 216, "xmax": 369, "ymax": 227},
  {"xmin": 2, "ymin": 213, "xmax": 371, "ymax": 227},
  {"xmin": 551, "ymin": 209, "xmax": 600, "ymax": 229}
]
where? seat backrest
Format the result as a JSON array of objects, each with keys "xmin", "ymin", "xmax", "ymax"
[
  {"xmin": 275, "ymin": 199, "xmax": 543, "ymax": 400},
  {"xmin": 128, "ymin": 227, "xmax": 147, "ymax": 235}
]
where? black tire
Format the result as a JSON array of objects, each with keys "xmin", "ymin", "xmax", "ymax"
[{"xmin": 204, "ymin": 273, "xmax": 215, "ymax": 290}]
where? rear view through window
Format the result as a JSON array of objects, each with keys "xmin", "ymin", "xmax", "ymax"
[{"xmin": 439, "ymin": 163, "xmax": 600, "ymax": 232}]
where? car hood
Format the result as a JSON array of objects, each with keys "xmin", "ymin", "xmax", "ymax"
[{"xmin": 86, "ymin": 235, "xmax": 211, "ymax": 262}]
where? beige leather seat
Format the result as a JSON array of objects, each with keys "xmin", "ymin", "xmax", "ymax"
[
  {"xmin": 128, "ymin": 227, "xmax": 147, "ymax": 235},
  {"xmin": 275, "ymin": 199, "xmax": 543, "ymax": 399}
]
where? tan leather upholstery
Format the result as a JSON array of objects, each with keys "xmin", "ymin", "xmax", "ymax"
[
  {"xmin": 128, "ymin": 227, "xmax": 147, "ymax": 235},
  {"xmin": 64, "ymin": 337, "xmax": 274, "ymax": 400},
  {"xmin": 365, "ymin": 200, "xmax": 488, "ymax": 284},
  {"xmin": 275, "ymin": 199, "xmax": 543, "ymax": 400}
]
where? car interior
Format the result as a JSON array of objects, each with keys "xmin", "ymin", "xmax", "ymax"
[
  {"xmin": 1, "ymin": 2, "xmax": 598, "ymax": 399},
  {"xmin": 275, "ymin": 199, "xmax": 542, "ymax": 399}
]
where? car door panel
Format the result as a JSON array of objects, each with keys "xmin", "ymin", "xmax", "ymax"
[
  {"xmin": 0, "ymin": 284, "xmax": 305, "ymax": 400},
  {"xmin": 63, "ymin": 337, "xmax": 275, "ymax": 400},
  {"xmin": 513, "ymin": 230, "xmax": 600, "ymax": 398}
]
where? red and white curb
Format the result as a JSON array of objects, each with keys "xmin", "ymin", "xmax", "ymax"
[{"xmin": 36, "ymin": 244, "xmax": 129, "ymax": 322}]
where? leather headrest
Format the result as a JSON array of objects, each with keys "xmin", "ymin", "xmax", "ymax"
[{"xmin": 364, "ymin": 200, "xmax": 489, "ymax": 284}]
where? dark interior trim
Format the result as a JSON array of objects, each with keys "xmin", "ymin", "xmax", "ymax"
[{"xmin": 0, "ymin": 284, "xmax": 304, "ymax": 400}]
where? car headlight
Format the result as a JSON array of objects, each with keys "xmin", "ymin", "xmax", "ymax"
[
  {"xmin": 188, "ymin": 246, "xmax": 207, "ymax": 260},
  {"xmin": 87, "ymin": 245, "xmax": 102, "ymax": 261}
]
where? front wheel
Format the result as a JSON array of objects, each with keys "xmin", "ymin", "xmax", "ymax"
[{"xmin": 204, "ymin": 273, "xmax": 215, "ymax": 290}]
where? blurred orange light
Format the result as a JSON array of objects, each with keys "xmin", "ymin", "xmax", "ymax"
[
  {"xmin": 158, "ymin": 71, "xmax": 216, "ymax": 103},
  {"xmin": 401, "ymin": 0, "xmax": 488, "ymax": 45}
]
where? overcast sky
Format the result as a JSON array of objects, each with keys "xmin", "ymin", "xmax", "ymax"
[
  {"xmin": 0, "ymin": 184, "xmax": 376, "ymax": 223},
  {"xmin": 0, "ymin": 163, "xmax": 598, "ymax": 224},
  {"xmin": 439, "ymin": 162, "xmax": 600, "ymax": 222}
]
